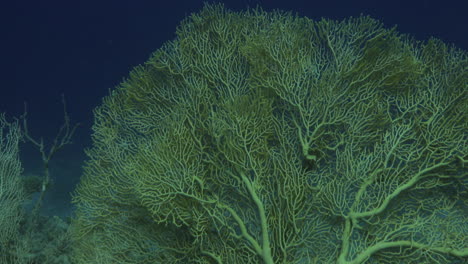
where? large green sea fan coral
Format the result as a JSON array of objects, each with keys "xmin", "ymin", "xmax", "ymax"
[{"xmin": 71, "ymin": 4, "xmax": 467, "ymax": 264}]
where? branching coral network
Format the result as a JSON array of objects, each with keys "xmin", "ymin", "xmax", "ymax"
[{"xmin": 70, "ymin": 4, "xmax": 467, "ymax": 264}]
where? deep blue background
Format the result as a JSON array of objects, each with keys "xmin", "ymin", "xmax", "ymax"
[{"xmin": 0, "ymin": 0, "xmax": 467, "ymax": 216}]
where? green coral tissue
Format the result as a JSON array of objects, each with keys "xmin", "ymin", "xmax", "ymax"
[
  {"xmin": 70, "ymin": 4, "xmax": 468, "ymax": 264},
  {"xmin": 0, "ymin": 114, "xmax": 26, "ymax": 263}
]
